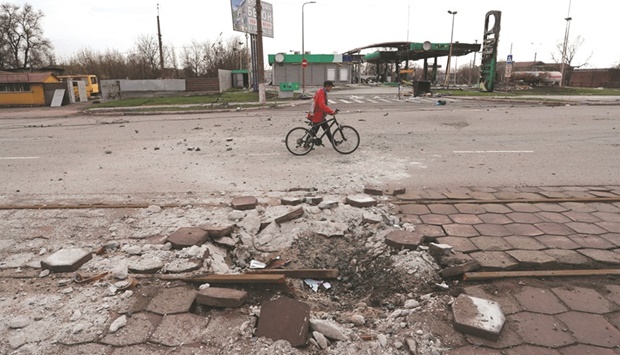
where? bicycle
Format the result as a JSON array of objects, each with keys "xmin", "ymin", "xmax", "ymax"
[{"xmin": 285, "ymin": 112, "xmax": 360, "ymax": 156}]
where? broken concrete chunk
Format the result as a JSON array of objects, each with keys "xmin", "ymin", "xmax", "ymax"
[
  {"xmin": 309, "ymin": 319, "xmax": 348, "ymax": 341},
  {"xmin": 452, "ymin": 294, "xmax": 506, "ymax": 341},
  {"xmin": 385, "ymin": 230, "xmax": 425, "ymax": 250},
  {"xmin": 429, "ymin": 243, "xmax": 453, "ymax": 258},
  {"xmin": 231, "ymin": 196, "xmax": 258, "ymax": 210},
  {"xmin": 163, "ymin": 259, "xmax": 201, "ymax": 274},
  {"xmin": 195, "ymin": 287, "xmax": 248, "ymax": 308},
  {"xmin": 313, "ymin": 221, "xmax": 348, "ymax": 238},
  {"xmin": 109, "ymin": 315, "xmax": 127, "ymax": 333},
  {"xmin": 281, "ymin": 196, "xmax": 303, "ymax": 206},
  {"xmin": 128, "ymin": 256, "xmax": 164, "ymax": 274},
  {"xmin": 362, "ymin": 212, "xmax": 383, "ymax": 224},
  {"xmin": 313, "ymin": 331, "xmax": 329, "ymax": 349},
  {"xmin": 40, "ymin": 248, "xmax": 92, "ymax": 272},
  {"xmin": 199, "ymin": 224, "xmax": 234, "ymax": 238},
  {"xmin": 167, "ymin": 227, "xmax": 209, "ymax": 249},
  {"xmin": 345, "ymin": 194, "xmax": 378, "ymax": 208},
  {"xmin": 441, "ymin": 260, "xmax": 481, "ymax": 278},
  {"xmin": 256, "ymin": 297, "xmax": 311, "ymax": 347},
  {"xmin": 146, "ymin": 287, "xmax": 197, "ymax": 315},
  {"xmin": 318, "ymin": 200, "xmax": 339, "ymax": 209},
  {"xmin": 304, "ymin": 196, "xmax": 323, "ymax": 205}
]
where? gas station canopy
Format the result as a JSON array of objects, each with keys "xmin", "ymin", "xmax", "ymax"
[{"xmin": 344, "ymin": 41, "xmax": 481, "ymax": 63}]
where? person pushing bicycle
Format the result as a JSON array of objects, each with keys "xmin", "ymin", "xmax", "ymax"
[{"xmin": 307, "ymin": 80, "xmax": 339, "ymax": 145}]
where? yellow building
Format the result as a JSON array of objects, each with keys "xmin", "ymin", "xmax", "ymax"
[{"xmin": 0, "ymin": 71, "xmax": 61, "ymax": 106}]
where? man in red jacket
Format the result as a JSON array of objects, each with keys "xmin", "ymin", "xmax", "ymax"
[{"xmin": 307, "ymin": 80, "xmax": 339, "ymax": 145}]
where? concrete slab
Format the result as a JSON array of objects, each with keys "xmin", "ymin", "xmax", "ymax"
[
  {"xmin": 40, "ymin": 248, "xmax": 92, "ymax": 272},
  {"xmin": 145, "ymin": 287, "xmax": 197, "ymax": 315},
  {"xmin": 199, "ymin": 224, "xmax": 234, "ymax": 238},
  {"xmin": 149, "ymin": 313, "xmax": 210, "ymax": 347},
  {"xmin": 255, "ymin": 297, "xmax": 310, "ymax": 347},
  {"xmin": 384, "ymin": 230, "xmax": 425, "ymax": 250},
  {"xmin": 101, "ymin": 312, "xmax": 160, "ymax": 346},
  {"xmin": 452, "ymin": 294, "xmax": 506, "ymax": 341},
  {"xmin": 469, "ymin": 251, "xmax": 519, "ymax": 271},
  {"xmin": 345, "ymin": 194, "xmax": 377, "ymax": 208}
]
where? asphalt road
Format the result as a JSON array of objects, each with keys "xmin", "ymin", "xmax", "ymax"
[{"xmin": 0, "ymin": 94, "xmax": 618, "ymax": 205}]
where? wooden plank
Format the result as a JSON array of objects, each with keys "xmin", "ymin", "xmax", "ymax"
[
  {"xmin": 158, "ymin": 274, "xmax": 286, "ymax": 284},
  {"xmin": 248, "ymin": 269, "xmax": 339, "ymax": 279},
  {"xmin": 463, "ymin": 269, "xmax": 620, "ymax": 281}
]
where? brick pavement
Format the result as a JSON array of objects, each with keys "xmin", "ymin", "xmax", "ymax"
[{"xmin": 396, "ymin": 185, "xmax": 620, "ymax": 354}]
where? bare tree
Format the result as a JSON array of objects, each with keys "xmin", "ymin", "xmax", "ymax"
[
  {"xmin": 551, "ymin": 35, "xmax": 592, "ymax": 68},
  {"xmin": 0, "ymin": 3, "xmax": 53, "ymax": 69},
  {"xmin": 181, "ymin": 40, "xmax": 207, "ymax": 78}
]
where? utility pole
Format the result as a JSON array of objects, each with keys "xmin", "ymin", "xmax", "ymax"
[
  {"xmin": 157, "ymin": 4, "xmax": 165, "ymax": 78},
  {"xmin": 255, "ymin": 0, "xmax": 266, "ymax": 104}
]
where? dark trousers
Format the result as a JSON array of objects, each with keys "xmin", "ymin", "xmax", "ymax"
[{"xmin": 311, "ymin": 120, "xmax": 333, "ymax": 143}]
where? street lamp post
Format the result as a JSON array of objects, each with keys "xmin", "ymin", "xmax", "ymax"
[
  {"xmin": 560, "ymin": 17, "xmax": 572, "ymax": 87},
  {"xmin": 444, "ymin": 10, "xmax": 457, "ymax": 88},
  {"xmin": 302, "ymin": 1, "xmax": 316, "ymax": 97}
]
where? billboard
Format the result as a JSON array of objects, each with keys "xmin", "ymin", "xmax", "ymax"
[{"xmin": 231, "ymin": 0, "xmax": 274, "ymax": 38}]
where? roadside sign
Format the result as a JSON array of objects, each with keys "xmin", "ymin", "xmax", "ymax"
[
  {"xmin": 301, "ymin": 59, "xmax": 308, "ymax": 68},
  {"xmin": 507, "ymin": 54, "xmax": 513, "ymax": 64}
]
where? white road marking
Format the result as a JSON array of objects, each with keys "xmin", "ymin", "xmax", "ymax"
[
  {"xmin": 338, "ymin": 99, "xmax": 352, "ymax": 104},
  {"xmin": 0, "ymin": 156, "xmax": 40, "ymax": 160},
  {"xmin": 453, "ymin": 150, "xmax": 534, "ymax": 154}
]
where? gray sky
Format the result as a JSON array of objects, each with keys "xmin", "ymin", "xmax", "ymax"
[{"xmin": 12, "ymin": 0, "xmax": 620, "ymax": 69}]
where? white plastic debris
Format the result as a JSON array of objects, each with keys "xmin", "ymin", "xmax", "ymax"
[{"xmin": 249, "ymin": 260, "xmax": 266, "ymax": 269}]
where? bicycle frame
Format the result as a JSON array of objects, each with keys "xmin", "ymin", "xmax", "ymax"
[{"xmin": 306, "ymin": 116, "xmax": 340, "ymax": 141}]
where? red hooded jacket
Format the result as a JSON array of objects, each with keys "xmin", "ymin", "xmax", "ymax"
[{"xmin": 307, "ymin": 87, "xmax": 336, "ymax": 123}]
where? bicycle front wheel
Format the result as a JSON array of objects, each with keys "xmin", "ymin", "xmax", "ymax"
[
  {"xmin": 332, "ymin": 125, "xmax": 360, "ymax": 154},
  {"xmin": 285, "ymin": 127, "xmax": 315, "ymax": 156}
]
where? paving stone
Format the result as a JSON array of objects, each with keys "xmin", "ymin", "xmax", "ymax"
[
  {"xmin": 420, "ymin": 214, "xmax": 453, "ymax": 225},
  {"xmin": 506, "ymin": 203, "xmax": 542, "ymax": 213},
  {"xmin": 231, "ymin": 196, "xmax": 258, "ymax": 210},
  {"xmin": 477, "ymin": 213, "xmax": 513, "ymax": 225},
  {"xmin": 470, "ymin": 236, "xmax": 512, "ymax": 251},
  {"xmin": 428, "ymin": 242, "xmax": 453, "ymax": 258},
  {"xmin": 536, "ymin": 212, "xmax": 572, "ymax": 224},
  {"xmin": 534, "ymin": 222, "xmax": 575, "ymax": 235},
  {"xmin": 443, "ymin": 224, "xmax": 480, "ymax": 237},
  {"xmin": 428, "ymin": 204, "xmax": 459, "ymax": 215},
  {"xmin": 593, "ymin": 212, "xmax": 620, "ymax": 223},
  {"xmin": 40, "ymin": 248, "xmax": 92, "ymax": 272},
  {"xmin": 415, "ymin": 225, "xmax": 446, "ymax": 241},
  {"xmin": 362, "ymin": 212, "xmax": 383, "ymax": 224},
  {"xmin": 163, "ymin": 259, "xmax": 202, "ymax": 273},
  {"xmin": 481, "ymin": 204, "xmax": 512, "ymax": 214},
  {"xmin": 48, "ymin": 343, "xmax": 113, "ymax": 355},
  {"xmin": 274, "ymin": 206, "xmax": 304, "ymax": 224},
  {"xmin": 597, "ymin": 221, "xmax": 620, "ymax": 233},
  {"xmin": 255, "ymin": 297, "xmax": 310, "ymax": 347},
  {"xmin": 506, "ymin": 250, "xmax": 556, "ymax": 268},
  {"xmin": 534, "ymin": 203, "xmax": 570, "ymax": 212},
  {"xmin": 145, "ymin": 287, "xmax": 197, "ymax": 315},
  {"xmin": 454, "ymin": 203, "xmax": 486, "ymax": 214},
  {"xmin": 441, "ymin": 260, "xmax": 480, "ymax": 278},
  {"xmin": 345, "ymin": 194, "xmax": 377, "ymax": 208},
  {"xmin": 535, "ymin": 235, "xmax": 581, "ymax": 250},
  {"xmin": 199, "ymin": 224, "xmax": 234, "ymax": 238},
  {"xmin": 399, "ymin": 204, "xmax": 430, "ymax": 215},
  {"xmin": 101, "ymin": 312, "xmax": 160, "ymax": 346},
  {"xmin": 551, "ymin": 287, "xmax": 616, "ymax": 314},
  {"xmin": 578, "ymin": 249, "xmax": 620, "ymax": 265},
  {"xmin": 558, "ymin": 344, "xmax": 618, "ymax": 355},
  {"xmin": 196, "ymin": 287, "xmax": 248, "ymax": 308},
  {"xmin": 568, "ymin": 234, "xmax": 616, "ymax": 249},
  {"xmin": 0, "ymin": 252, "xmax": 35, "ymax": 269},
  {"xmin": 280, "ymin": 196, "xmax": 304, "ymax": 206},
  {"xmin": 445, "ymin": 345, "xmax": 503, "ymax": 354},
  {"xmin": 167, "ymin": 227, "xmax": 209, "ymax": 249},
  {"xmin": 504, "ymin": 223, "xmax": 543, "ymax": 236},
  {"xmin": 444, "ymin": 192, "xmax": 471, "ymax": 200},
  {"xmin": 452, "ymin": 294, "xmax": 506, "ymax": 341},
  {"xmin": 605, "ymin": 285, "xmax": 620, "ymax": 307},
  {"xmin": 436, "ymin": 237, "xmax": 479, "ymax": 253},
  {"xmin": 503, "ymin": 236, "xmax": 546, "ymax": 250},
  {"xmin": 543, "ymin": 249, "xmax": 591, "ymax": 267},
  {"xmin": 560, "ymin": 202, "xmax": 597, "ymax": 213},
  {"xmin": 363, "ymin": 185, "xmax": 383, "ymax": 196},
  {"xmin": 463, "ymin": 286, "xmax": 523, "ymax": 316},
  {"xmin": 556, "ymin": 312, "xmax": 620, "ymax": 348},
  {"xmin": 511, "ymin": 312, "xmax": 575, "ymax": 348},
  {"xmin": 111, "ymin": 344, "xmax": 168, "ymax": 354},
  {"xmin": 146, "ymin": 234, "xmax": 167, "ymax": 244},
  {"xmin": 563, "ymin": 211, "xmax": 602, "ymax": 223},
  {"xmin": 567, "ymin": 222, "xmax": 608, "ymax": 235},
  {"xmin": 450, "ymin": 214, "xmax": 484, "ymax": 225},
  {"xmin": 149, "ymin": 313, "xmax": 210, "ymax": 347},
  {"xmin": 128, "ymin": 256, "xmax": 164, "ymax": 274},
  {"xmin": 386, "ymin": 186, "xmax": 406, "ymax": 196},
  {"xmin": 304, "ymin": 196, "xmax": 323, "ymax": 205},
  {"xmin": 513, "ymin": 286, "xmax": 568, "ymax": 314},
  {"xmin": 468, "ymin": 191, "xmax": 497, "ymax": 200},
  {"xmin": 501, "ymin": 345, "xmax": 562, "ymax": 354},
  {"xmin": 474, "ymin": 224, "xmax": 512, "ymax": 237},
  {"xmin": 506, "ymin": 212, "xmax": 543, "ymax": 224},
  {"xmin": 317, "ymin": 200, "xmax": 339, "ymax": 209},
  {"xmin": 600, "ymin": 233, "xmax": 620, "ymax": 247},
  {"xmin": 202, "ymin": 309, "xmax": 253, "ymax": 347},
  {"xmin": 385, "ymin": 230, "xmax": 425, "ymax": 250},
  {"xmin": 469, "ymin": 251, "xmax": 519, "ymax": 271},
  {"xmin": 399, "ymin": 214, "xmax": 422, "ymax": 224}
]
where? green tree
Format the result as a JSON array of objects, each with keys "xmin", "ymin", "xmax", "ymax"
[{"xmin": 0, "ymin": 2, "xmax": 53, "ymax": 69}]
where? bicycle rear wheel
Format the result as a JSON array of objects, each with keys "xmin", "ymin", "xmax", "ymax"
[
  {"xmin": 332, "ymin": 125, "xmax": 360, "ymax": 154},
  {"xmin": 285, "ymin": 127, "xmax": 315, "ymax": 155}
]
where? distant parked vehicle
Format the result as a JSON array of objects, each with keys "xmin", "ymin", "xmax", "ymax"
[{"xmin": 511, "ymin": 71, "xmax": 562, "ymax": 86}]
